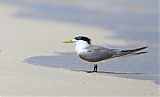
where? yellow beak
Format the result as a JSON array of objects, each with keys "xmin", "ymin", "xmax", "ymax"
[{"xmin": 62, "ymin": 39, "xmax": 74, "ymax": 43}]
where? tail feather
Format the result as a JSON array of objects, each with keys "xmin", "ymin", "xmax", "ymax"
[
  {"xmin": 112, "ymin": 46, "xmax": 148, "ymax": 58},
  {"xmin": 132, "ymin": 51, "xmax": 148, "ymax": 55},
  {"xmin": 121, "ymin": 46, "xmax": 148, "ymax": 53}
]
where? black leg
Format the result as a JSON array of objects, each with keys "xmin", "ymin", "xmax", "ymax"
[{"xmin": 93, "ymin": 64, "xmax": 98, "ymax": 72}]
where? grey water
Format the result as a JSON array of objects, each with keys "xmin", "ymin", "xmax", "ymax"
[{"xmin": 1, "ymin": 0, "xmax": 159, "ymax": 84}]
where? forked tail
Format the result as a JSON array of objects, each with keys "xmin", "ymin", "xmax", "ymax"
[
  {"xmin": 121, "ymin": 46, "xmax": 148, "ymax": 53},
  {"xmin": 112, "ymin": 46, "xmax": 148, "ymax": 57}
]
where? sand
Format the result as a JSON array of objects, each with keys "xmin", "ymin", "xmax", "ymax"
[{"xmin": 0, "ymin": 4, "xmax": 159, "ymax": 97}]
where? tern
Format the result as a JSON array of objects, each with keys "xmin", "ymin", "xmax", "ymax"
[{"xmin": 63, "ymin": 36, "xmax": 148, "ymax": 72}]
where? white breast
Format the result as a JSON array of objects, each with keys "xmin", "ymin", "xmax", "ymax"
[{"xmin": 75, "ymin": 40, "xmax": 90, "ymax": 54}]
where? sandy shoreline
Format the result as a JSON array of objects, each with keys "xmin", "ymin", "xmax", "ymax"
[{"xmin": 0, "ymin": 4, "xmax": 159, "ymax": 96}]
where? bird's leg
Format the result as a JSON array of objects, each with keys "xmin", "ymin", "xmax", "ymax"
[{"xmin": 93, "ymin": 64, "xmax": 98, "ymax": 72}]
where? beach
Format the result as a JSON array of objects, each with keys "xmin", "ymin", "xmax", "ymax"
[{"xmin": 0, "ymin": 2, "xmax": 159, "ymax": 97}]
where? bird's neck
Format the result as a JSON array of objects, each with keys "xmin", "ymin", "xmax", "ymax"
[{"xmin": 75, "ymin": 41, "xmax": 90, "ymax": 54}]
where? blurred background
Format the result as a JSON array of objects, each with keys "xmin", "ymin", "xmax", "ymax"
[
  {"xmin": 0, "ymin": 0, "xmax": 158, "ymax": 46},
  {"xmin": 0, "ymin": 0, "xmax": 159, "ymax": 84}
]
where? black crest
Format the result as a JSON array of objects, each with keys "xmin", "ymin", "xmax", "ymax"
[{"xmin": 74, "ymin": 36, "xmax": 91, "ymax": 44}]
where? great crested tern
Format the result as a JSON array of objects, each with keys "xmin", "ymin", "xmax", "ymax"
[{"xmin": 63, "ymin": 36, "xmax": 148, "ymax": 72}]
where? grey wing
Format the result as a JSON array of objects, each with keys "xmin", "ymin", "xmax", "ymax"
[{"xmin": 79, "ymin": 45, "xmax": 119, "ymax": 62}]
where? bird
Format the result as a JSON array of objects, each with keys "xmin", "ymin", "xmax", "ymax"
[{"xmin": 63, "ymin": 36, "xmax": 148, "ymax": 72}]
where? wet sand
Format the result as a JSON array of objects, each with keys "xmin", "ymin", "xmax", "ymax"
[{"xmin": 0, "ymin": 4, "xmax": 159, "ymax": 97}]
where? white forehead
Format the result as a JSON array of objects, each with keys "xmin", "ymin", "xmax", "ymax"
[{"xmin": 72, "ymin": 39, "xmax": 77, "ymax": 42}]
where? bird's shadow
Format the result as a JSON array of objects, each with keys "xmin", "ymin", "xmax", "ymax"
[
  {"xmin": 25, "ymin": 52, "xmax": 93, "ymax": 70},
  {"xmin": 25, "ymin": 52, "xmax": 152, "ymax": 75},
  {"xmin": 25, "ymin": 52, "xmax": 160, "ymax": 84},
  {"xmin": 70, "ymin": 69, "xmax": 146, "ymax": 74}
]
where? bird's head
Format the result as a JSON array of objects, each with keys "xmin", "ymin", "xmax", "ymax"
[{"xmin": 63, "ymin": 36, "xmax": 91, "ymax": 45}]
